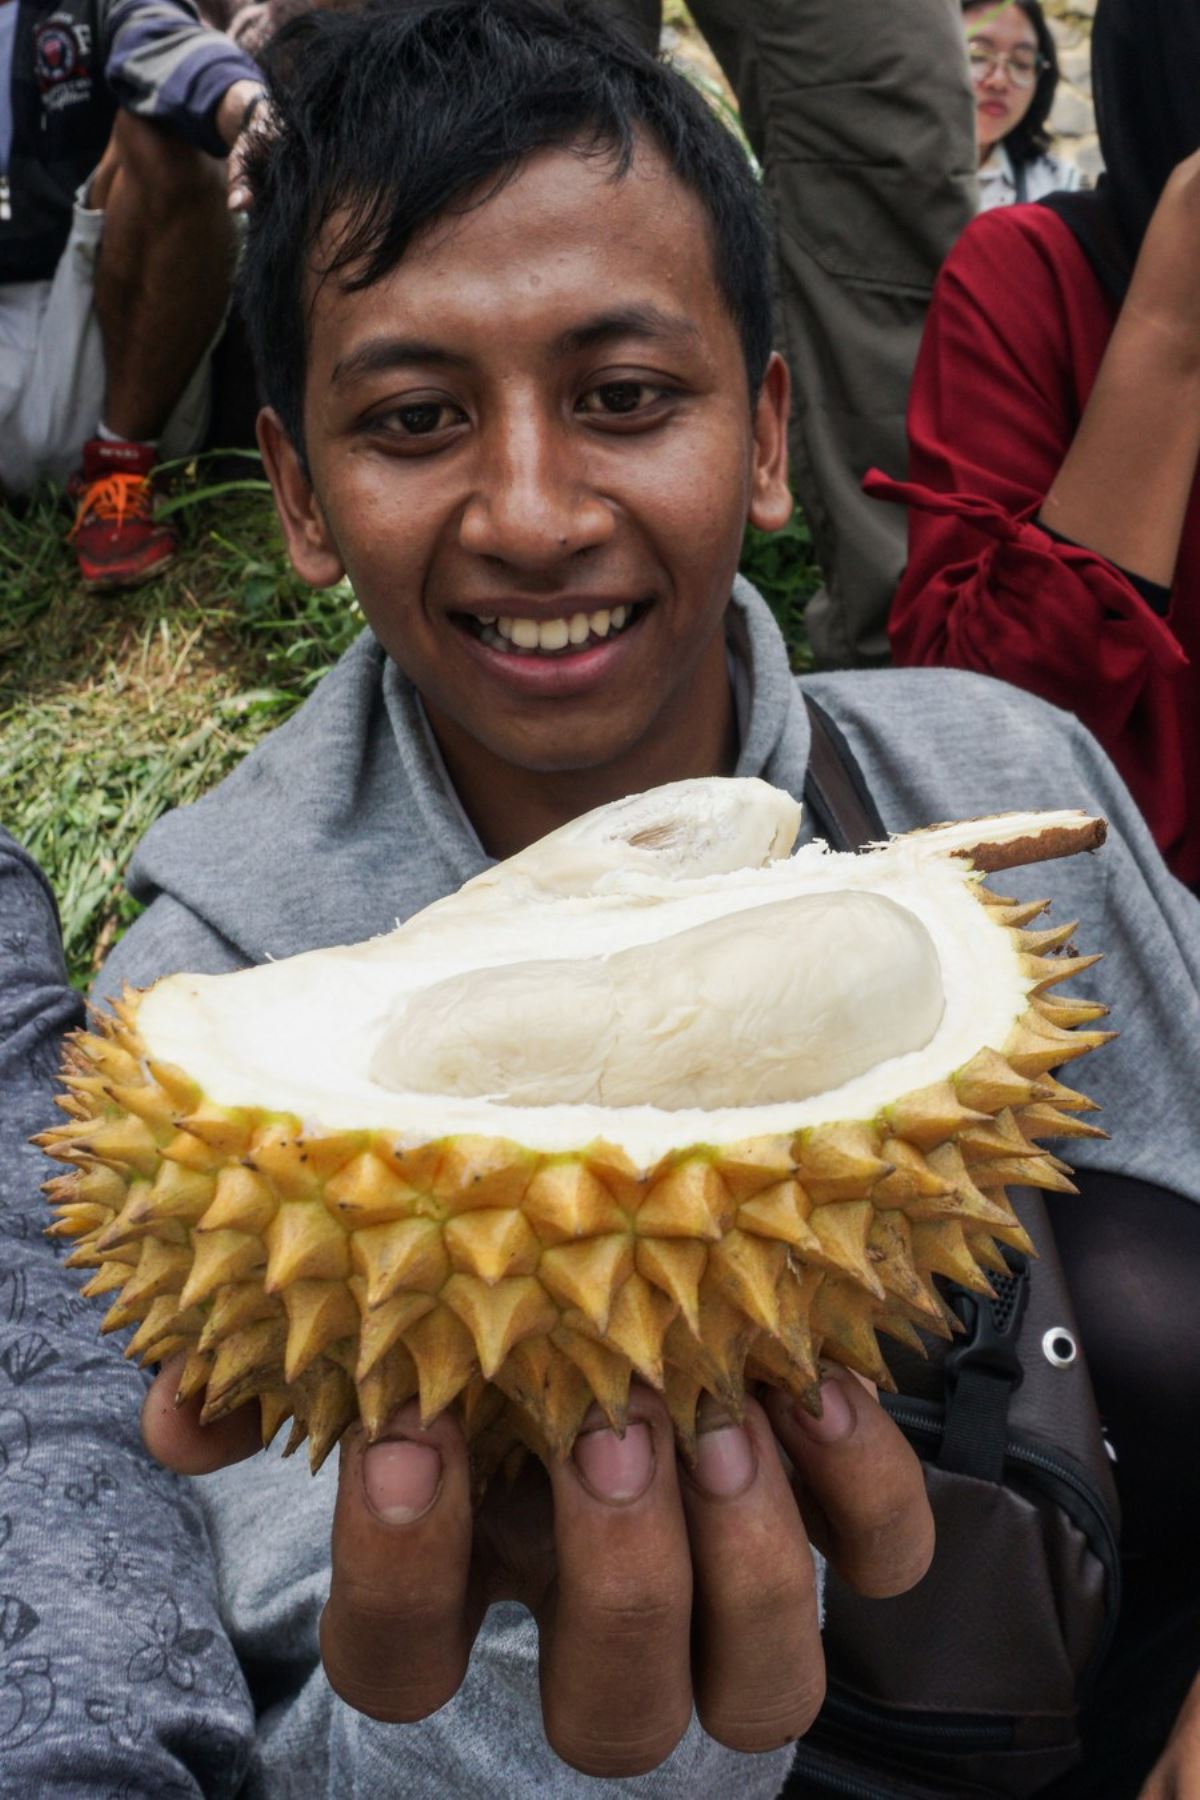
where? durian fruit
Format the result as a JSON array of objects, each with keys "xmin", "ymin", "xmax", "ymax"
[{"xmin": 39, "ymin": 779, "xmax": 1112, "ymax": 1480}]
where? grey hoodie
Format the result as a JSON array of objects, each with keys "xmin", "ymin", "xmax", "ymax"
[{"xmin": 50, "ymin": 581, "xmax": 1200, "ymax": 1797}]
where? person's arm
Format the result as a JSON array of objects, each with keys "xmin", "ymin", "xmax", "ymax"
[
  {"xmin": 1039, "ymin": 150, "xmax": 1200, "ymax": 584},
  {"xmin": 0, "ymin": 834, "xmax": 255, "ymax": 1797},
  {"xmin": 99, "ymin": 0, "xmax": 264, "ymax": 158}
]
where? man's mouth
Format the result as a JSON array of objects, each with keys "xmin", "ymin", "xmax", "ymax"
[{"xmin": 456, "ymin": 602, "xmax": 646, "ymax": 658}]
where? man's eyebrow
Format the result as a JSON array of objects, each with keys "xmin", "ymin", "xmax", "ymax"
[
  {"xmin": 330, "ymin": 337, "xmax": 470, "ymax": 386},
  {"xmin": 557, "ymin": 305, "xmax": 702, "ymax": 355}
]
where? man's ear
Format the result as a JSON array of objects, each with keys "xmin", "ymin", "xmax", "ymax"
[
  {"xmin": 747, "ymin": 352, "xmax": 793, "ymax": 534},
  {"xmin": 257, "ymin": 407, "xmax": 346, "ymax": 588}
]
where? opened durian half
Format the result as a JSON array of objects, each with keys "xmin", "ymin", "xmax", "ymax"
[{"xmin": 40, "ymin": 779, "xmax": 1112, "ymax": 1478}]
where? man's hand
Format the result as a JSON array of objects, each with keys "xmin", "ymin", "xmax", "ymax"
[
  {"xmin": 1139, "ymin": 1671, "xmax": 1200, "ymax": 1800},
  {"xmin": 213, "ymin": 77, "xmax": 272, "ymax": 211},
  {"xmin": 142, "ymin": 1362, "xmax": 933, "ymax": 1776}
]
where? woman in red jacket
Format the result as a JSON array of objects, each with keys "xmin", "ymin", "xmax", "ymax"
[{"xmin": 870, "ymin": 0, "xmax": 1200, "ymax": 889}]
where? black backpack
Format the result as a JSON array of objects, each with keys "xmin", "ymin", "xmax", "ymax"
[{"xmin": 789, "ymin": 697, "xmax": 1122, "ymax": 1800}]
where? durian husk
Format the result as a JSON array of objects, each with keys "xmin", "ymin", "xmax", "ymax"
[{"xmin": 38, "ymin": 887, "xmax": 1112, "ymax": 1485}]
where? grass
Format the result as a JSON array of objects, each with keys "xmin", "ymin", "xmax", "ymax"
[{"xmin": 0, "ymin": 459, "xmax": 818, "ymax": 991}]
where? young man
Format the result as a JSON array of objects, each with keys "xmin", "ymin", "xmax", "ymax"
[
  {"xmin": 0, "ymin": 0, "xmax": 266, "ymax": 586},
  {"xmin": 11, "ymin": 2, "xmax": 1195, "ymax": 1793}
]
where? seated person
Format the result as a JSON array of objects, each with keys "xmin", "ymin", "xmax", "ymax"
[
  {"xmin": 0, "ymin": 0, "xmax": 266, "ymax": 588},
  {"xmin": 963, "ymin": 0, "xmax": 1081, "ymax": 209},
  {"xmin": 873, "ymin": 0, "xmax": 1200, "ymax": 891},
  {"xmin": 9, "ymin": 2, "xmax": 1197, "ymax": 1794}
]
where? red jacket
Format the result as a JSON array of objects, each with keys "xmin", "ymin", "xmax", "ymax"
[{"xmin": 867, "ymin": 204, "xmax": 1196, "ymax": 887}]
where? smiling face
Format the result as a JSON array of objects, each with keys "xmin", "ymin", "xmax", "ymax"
[
  {"xmin": 964, "ymin": 2, "xmax": 1041, "ymax": 161},
  {"xmin": 261, "ymin": 140, "xmax": 791, "ymax": 854}
]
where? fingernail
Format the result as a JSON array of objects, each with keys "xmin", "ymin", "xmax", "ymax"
[
  {"xmin": 573, "ymin": 1421, "xmax": 654, "ymax": 1502},
  {"xmin": 792, "ymin": 1372, "xmax": 854, "ymax": 1444},
  {"xmin": 693, "ymin": 1416, "xmax": 755, "ymax": 1497},
  {"xmin": 362, "ymin": 1438, "xmax": 441, "ymax": 1523}
]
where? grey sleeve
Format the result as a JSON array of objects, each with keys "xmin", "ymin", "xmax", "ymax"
[
  {"xmin": 0, "ymin": 834, "xmax": 255, "ymax": 1797},
  {"xmin": 99, "ymin": 0, "xmax": 262, "ymax": 156}
]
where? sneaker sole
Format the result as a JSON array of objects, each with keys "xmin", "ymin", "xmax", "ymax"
[{"xmin": 80, "ymin": 548, "xmax": 179, "ymax": 592}]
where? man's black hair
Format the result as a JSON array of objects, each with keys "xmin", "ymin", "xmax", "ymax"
[
  {"xmin": 962, "ymin": 0, "xmax": 1061, "ymax": 166},
  {"xmin": 240, "ymin": 0, "xmax": 773, "ymax": 460}
]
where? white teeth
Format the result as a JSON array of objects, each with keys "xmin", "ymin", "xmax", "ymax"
[
  {"xmin": 538, "ymin": 617, "xmax": 570, "ymax": 651},
  {"xmin": 511, "ymin": 618, "xmax": 540, "ymax": 650},
  {"xmin": 610, "ymin": 605, "xmax": 628, "ymax": 630},
  {"xmin": 590, "ymin": 609, "xmax": 611, "ymax": 638},
  {"xmin": 498, "ymin": 616, "xmax": 514, "ymax": 639},
  {"xmin": 479, "ymin": 614, "xmax": 496, "ymax": 626},
  {"xmin": 568, "ymin": 612, "xmax": 590, "ymax": 645}
]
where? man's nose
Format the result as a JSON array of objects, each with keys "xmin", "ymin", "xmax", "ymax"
[{"xmin": 458, "ymin": 411, "xmax": 614, "ymax": 568}]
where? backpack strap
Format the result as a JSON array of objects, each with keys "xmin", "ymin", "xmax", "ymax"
[{"xmin": 801, "ymin": 694, "xmax": 888, "ymax": 850}]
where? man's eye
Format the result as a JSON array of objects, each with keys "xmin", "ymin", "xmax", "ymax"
[
  {"xmin": 392, "ymin": 402, "xmax": 456, "ymax": 435},
  {"xmin": 579, "ymin": 382, "xmax": 657, "ymax": 417}
]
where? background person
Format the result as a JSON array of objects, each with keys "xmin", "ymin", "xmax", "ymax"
[
  {"xmin": 869, "ymin": 0, "xmax": 1200, "ymax": 891},
  {"xmin": 603, "ymin": 0, "xmax": 978, "ymax": 670},
  {"xmin": 0, "ymin": 0, "xmax": 266, "ymax": 588},
  {"xmin": 964, "ymin": 0, "xmax": 1081, "ymax": 209}
]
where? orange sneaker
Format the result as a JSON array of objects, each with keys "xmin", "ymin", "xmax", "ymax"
[{"xmin": 69, "ymin": 438, "xmax": 179, "ymax": 590}]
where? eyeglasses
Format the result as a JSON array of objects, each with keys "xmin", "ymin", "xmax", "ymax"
[{"xmin": 967, "ymin": 43, "xmax": 1047, "ymax": 88}]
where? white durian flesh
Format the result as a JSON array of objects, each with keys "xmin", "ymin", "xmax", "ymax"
[{"xmin": 40, "ymin": 778, "xmax": 1112, "ymax": 1475}]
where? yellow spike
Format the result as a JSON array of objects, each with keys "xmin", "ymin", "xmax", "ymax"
[
  {"xmin": 1006, "ymin": 1011, "xmax": 1116, "ymax": 1077},
  {"xmin": 431, "ymin": 1136, "xmax": 539, "ymax": 1214},
  {"xmin": 443, "ymin": 1208, "xmax": 542, "ymax": 1283},
  {"xmin": 811, "ymin": 1280, "xmax": 894, "ymax": 1390},
  {"xmin": 1015, "ymin": 918, "xmax": 1081, "ymax": 956},
  {"xmin": 259, "ymin": 1387, "xmax": 294, "ymax": 1448},
  {"xmin": 356, "ymin": 1342, "xmax": 420, "ymax": 1439},
  {"xmin": 1030, "ymin": 992, "xmax": 1110, "ymax": 1028},
  {"xmin": 353, "ymin": 1288, "xmax": 436, "ymax": 1381},
  {"xmin": 202, "ymin": 1317, "xmax": 288, "ymax": 1420},
  {"xmin": 73, "ymin": 1116, "xmax": 161, "ymax": 1177},
  {"xmin": 176, "ymin": 1347, "xmax": 214, "ymax": 1404},
  {"xmin": 735, "ymin": 1178, "xmax": 822, "ymax": 1252},
  {"xmin": 775, "ymin": 1265, "xmax": 824, "ymax": 1391},
  {"xmin": 872, "ymin": 1139, "xmax": 956, "ymax": 1209},
  {"xmin": 105, "ymin": 1081, "xmax": 178, "ymax": 1134},
  {"xmin": 80, "ymin": 1260, "xmax": 136, "ymax": 1298},
  {"xmin": 636, "ymin": 1237, "xmax": 707, "ymax": 1336},
  {"xmin": 988, "ymin": 897, "xmax": 1051, "ymax": 928},
  {"xmin": 282, "ymin": 1279, "xmax": 361, "ymax": 1382},
  {"xmin": 117, "ymin": 1237, "xmax": 193, "ymax": 1312},
  {"xmin": 143, "ymin": 1060, "xmax": 202, "ymax": 1110},
  {"xmin": 174, "ymin": 1104, "xmax": 253, "ymax": 1157},
  {"xmin": 635, "ymin": 1160, "xmax": 731, "ymax": 1241},
  {"xmin": 196, "ymin": 1164, "xmax": 277, "ymax": 1235},
  {"xmin": 125, "ymin": 1296, "xmax": 203, "ymax": 1365},
  {"xmin": 712, "ymin": 1136, "xmax": 798, "ymax": 1202},
  {"xmin": 744, "ymin": 1333, "xmax": 821, "ymax": 1411},
  {"xmin": 128, "ymin": 1160, "xmax": 215, "ymax": 1225},
  {"xmin": 793, "ymin": 1123, "xmax": 890, "ymax": 1202},
  {"xmin": 324, "ymin": 1151, "xmax": 418, "ymax": 1228},
  {"xmin": 706, "ymin": 1229, "xmax": 787, "ymax": 1334},
  {"xmin": 55, "ymin": 1164, "xmax": 127, "ymax": 1209},
  {"xmin": 1021, "ymin": 952, "xmax": 1104, "ymax": 993},
  {"xmin": 522, "ymin": 1161, "xmax": 629, "ymax": 1244},
  {"xmin": 243, "ymin": 1123, "xmax": 323, "ymax": 1201},
  {"xmin": 912, "ymin": 1220, "xmax": 995, "ymax": 1296},
  {"xmin": 303, "ymin": 1361, "xmax": 357, "ymax": 1472},
  {"xmin": 442, "ymin": 1274, "xmax": 558, "ymax": 1380},
  {"xmin": 403, "ymin": 1304, "xmax": 478, "ymax": 1423},
  {"xmin": 866, "ymin": 1212, "xmax": 944, "ymax": 1323},
  {"xmin": 958, "ymin": 1120, "xmax": 1031, "ymax": 1162},
  {"xmin": 807, "ymin": 1200, "xmax": 887, "ymax": 1299},
  {"xmin": 179, "ymin": 1228, "xmax": 267, "ymax": 1310},
  {"xmin": 970, "ymin": 1154, "xmax": 1079, "ymax": 1195},
  {"xmin": 603, "ymin": 1272, "xmax": 677, "ymax": 1387},
  {"xmin": 884, "ymin": 1082, "xmax": 990, "ymax": 1151},
  {"xmin": 77, "ymin": 1032, "xmax": 142, "ymax": 1087},
  {"xmin": 924, "ymin": 1142, "xmax": 1036, "ymax": 1228},
  {"xmin": 197, "ymin": 1282, "xmax": 283, "ymax": 1352},
  {"xmin": 493, "ymin": 1337, "xmax": 592, "ymax": 1460},
  {"xmin": 579, "ymin": 1141, "xmax": 647, "ymax": 1211},
  {"xmin": 966, "ymin": 1232, "xmax": 1013, "ymax": 1277},
  {"xmin": 350, "ymin": 1217, "xmax": 450, "ymax": 1309},
  {"xmin": 45, "ymin": 1201, "xmax": 112, "ymax": 1240},
  {"xmin": 263, "ymin": 1202, "xmax": 350, "ymax": 1291},
  {"xmin": 1016, "ymin": 1102, "xmax": 1108, "ymax": 1143},
  {"xmin": 661, "ymin": 1363, "xmax": 705, "ymax": 1461},
  {"xmin": 672, "ymin": 1283, "xmax": 750, "ymax": 1407},
  {"xmin": 954, "ymin": 1048, "xmax": 1038, "ymax": 1115},
  {"xmin": 551, "ymin": 1325, "xmax": 632, "ymax": 1433},
  {"xmin": 159, "ymin": 1130, "xmax": 224, "ymax": 1173},
  {"xmin": 875, "ymin": 1313, "xmax": 928, "ymax": 1356},
  {"xmin": 538, "ymin": 1234, "xmax": 634, "ymax": 1333},
  {"xmin": 94, "ymin": 1182, "xmax": 190, "ymax": 1255},
  {"xmin": 1033, "ymin": 1072, "xmax": 1100, "ymax": 1112}
]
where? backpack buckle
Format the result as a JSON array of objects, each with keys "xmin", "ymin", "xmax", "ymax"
[{"xmin": 937, "ymin": 1248, "xmax": 1031, "ymax": 1480}]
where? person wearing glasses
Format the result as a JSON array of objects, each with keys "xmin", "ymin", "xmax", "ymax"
[{"xmin": 964, "ymin": 0, "xmax": 1080, "ymax": 209}]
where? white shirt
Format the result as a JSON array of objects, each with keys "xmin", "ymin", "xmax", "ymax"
[{"xmin": 977, "ymin": 142, "xmax": 1082, "ymax": 211}]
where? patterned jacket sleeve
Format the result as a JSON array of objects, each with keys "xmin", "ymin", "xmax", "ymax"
[
  {"xmin": 0, "ymin": 831, "xmax": 255, "ymax": 1798},
  {"xmin": 99, "ymin": 0, "xmax": 262, "ymax": 156}
]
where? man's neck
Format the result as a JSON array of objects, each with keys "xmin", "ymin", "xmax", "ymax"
[{"xmin": 425, "ymin": 647, "xmax": 739, "ymax": 862}]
